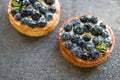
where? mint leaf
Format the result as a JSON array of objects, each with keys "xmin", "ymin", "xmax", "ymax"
[
  {"xmin": 12, "ymin": 1, "xmax": 21, "ymax": 7},
  {"xmin": 22, "ymin": 5, "xmax": 26, "ymax": 9},
  {"xmin": 95, "ymin": 42, "xmax": 108, "ymax": 53},
  {"xmin": 12, "ymin": 7, "xmax": 20, "ymax": 11}
]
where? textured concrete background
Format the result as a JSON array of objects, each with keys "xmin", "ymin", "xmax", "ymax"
[{"xmin": 0, "ymin": 0, "xmax": 120, "ymax": 80}]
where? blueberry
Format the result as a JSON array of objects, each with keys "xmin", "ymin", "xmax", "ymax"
[
  {"xmin": 90, "ymin": 48, "xmax": 100, "ymax": 59},
  {"xmin": 102, "ymin": 31, "xmax": 109, "ymax": 38},
  {"xmin": 11, "ymin": 9, "xmax": 19, "ymax": 16},
  {"xmin": 80, "ymin": 15, "xmax": 90, "ymax": 23},
  {"xmin": 45, "ymin": 12, "xmax": 53, "ymax": 21},
  {"xmin": 64, "ymin": 23, "xmax": 72, "ymax": 32},
  {"xmin": 25, "ymin": 7, "xmax": 33, "ymax": 15},
  {"xmin": 61, "ymin": 32, "xmax": 71, "ymax": 41},
  {"xmin": 33, "ymin": 1, "xmax": 42, "ymax": 10},
  {"xmin": 29, "ymin": 0, "xmax": 38, "ymax": 4},
  {"xmin": 71, "ymin": 18, "xmax": 80, "ymax": 27},
  {"xmin": 92, "ymin": 37, "xmax": 99, "ymax": 45},
  {"xmin": 81, "ymin": 52, "xmax": 90, "ymax": 60},
  {"xmin": 31, "ymin": 12, "xmax": 41, "ymax": 20},
  {"xmin": 22, "ymin": 0, "xmax": 30, "ymax": 6},
  {"xmin": 71, "ymin": 46, "xmax": 82, "ymax": 57},
  {"xmin": 20, "ymin": 8, "xmax": 29, "ymax": 17},
  {"xmin": 85, "ymin": 43, "xmax": 94, "ymax": 51},
  {"xmin": 20, "ymin": 17, "xmax": 30, "ymax": 25},
  {"xmin": 84, "ymin": 23, "xmax": 92, "ymax": 32},
  {"xmin": 71, "ymin": 34, "xmax": 80, "ymax": 43},
  {"xmin": 39, "ymin": 5, "xmax": 48, "ymax": 14},
  {"xmin": 45, "ymin": 0, "xmax": 55, "ymax": 5},
  {"xmin": 64, "ymin": 40, "xmax": 73, "ymax": 49},
  {"xmin": 77, "ymin": 39, "xmax": 85, "ymax": 48},
  {"xmin": 90, "ymin": 16, "xmax": 98, "ymax": 24},
  {"xmin": 91, "ymin": 27, "xmax": 97, "ymax": 35},
  {"xmin": 104, "ymin": 38, "xmax": 111, "ymax": 47},
  {"xmin": 91, "ymin": 25, "xmax": 103, "ymax": 36},
  {"xmin": 73, "ymin": 25, "xmax": 84, "ymax": 35},
  {"xmin": 92, "ymin": 36, "xmax": 103, "ymax": 45},
  {"xmin": 48, "ymin": 6, "xmax": 56, "ymax": 13},
  {"xmin": 100, "ymin": 22, "xmax": 106, "ymax": 29},
  {"xmin": 82, "ymin": 34, "xmax": 91, "ymax": 42},
  {"xmin": 37, "ymin": 17, "xmax": 47, "ymax": 27},
  {"xmin": 28, "ymin": 20, "xmax": 37, "ymax": 28},
  {"xmin": 14, "ymin": 13, "xmax": 21, "ymax": 21}
]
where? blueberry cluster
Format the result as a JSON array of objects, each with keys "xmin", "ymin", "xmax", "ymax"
[
  {"xmin": 61, "ymin": 15, "xmax": 111, "ymax": 60},
  {"xmin": 11, "ymin": 0, "xmax": 56, "ymax": 28}
]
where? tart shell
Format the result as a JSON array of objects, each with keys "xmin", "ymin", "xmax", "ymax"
[
  {"xmin": 58, "ymin": 15, "xmax": 115, "ymax": 68},
  {"xmin": 8, "ymin": 0, "xmax": 60, "ymax": 37}
]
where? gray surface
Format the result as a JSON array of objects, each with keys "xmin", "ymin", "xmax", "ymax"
[{"xmin": 0, "ymin": 0, "xmax": 120, "ymax": 80}]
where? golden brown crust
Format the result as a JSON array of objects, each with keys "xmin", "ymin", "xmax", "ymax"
[
  {"xmin": 8, "ymin": 0, "xmax": 60, "ymax": 37},
  {"xmin": 58, "ymin": 15, "xmax": 115, "ymax": 68}
]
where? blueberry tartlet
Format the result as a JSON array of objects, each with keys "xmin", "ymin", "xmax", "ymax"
[
  {"xmin": 8, "ymin": 0, "xmax": 60, "ymax": 37},
  {"xmin": 59, "ymin": 14, "xmax": 115, "ymax": 68}
]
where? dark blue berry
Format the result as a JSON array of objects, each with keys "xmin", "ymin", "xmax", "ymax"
[
  {"xmin": 100, "ymin": 22, "xmax": 106, "ymax": 29},
  {"xmin": 33, "ymin": 1, "xmax": 42, "ymax": 10},
  {"xmin": 71, "ymin": 34, "xmax": 80, "ymax": 43},
  {"xmin": 20, "ymin": 17, "xmax": 30, "ymax": 25},
  {"xmin": 90, "ymin": 49, "xmax": 100, "ymax": 59},
  {"xmin": 71, "ymin": 46, "xmax": 82, "ymax": 57},
  {"xmin": 25, "ymin": 7, "xmax": 33, "ymax": 15},
  {"xmin": 14, "ymin": 13, "xmax": 21, "ymax": 21},
  {"xmin": 29, "ymin": 0, "xmax": 38, "ymax": 4},
  {"xmin": 48, "ymin": 6, "xmax": 56, "ymax": 13},
  {"xmin": 81, "ymin": 52, "xmax": 90, "ymax": 60},
  {"xmin": 82, "ymin": 34, "xmax": 91, "ymax": 42},
  {"xmin": 73, "ymin": 25, "xmax": 84, "ymax": 35},
  {"xmin": 84, "ymin": 23, "xmax": 92, "ymax": 32},
  {"xmin": 37, "ymin": 17, "xmax": 47, "ymax": 27},
  {"xmin": 11, "ymin": 9, "xmax": 19, "ymax": 16},
  {"xmin": 102, "ymin": 31, "xmax": 109, "ymax": 38},
  {"xmin": 61, "ymin": 32, "xmax": 71, "ymax": 41},
  {"xmin": 104, "ymin": 38, "xmax": 111, "ymax": 47},
  {"xmin": 20, "ymin": 9, "xmax": 29, "ymax": 17},
  {"xmin": 84, "ymin": 43, "xmax": 94, "ymax": 51},
  {"xmin": 92, "ymin": 36, "xmax": 103, "ymax": 45},
  {"xmin": 28, "ymin": 20, "xmax": 37, "ymax": 28},
  {"xmin": 45, "ymin": 12, "xmax": 53, "ymax": 21},
  {"xmin": 64, "ymin": 40, "xmax": 73, "ymax": 49},
  {"xmin": 45, "ymin": 0, "xmax": 55, "ymax": 5},
  {"xmin": 92, "ymin": 37, "xmax": 99, "ymax": 45},
  {"xmin": 90, "ymin": 16, "xmax": 98, "ymax": 24},
  {"xmin": 39, "ymin": 5, "xmax": 48, "ymax": 14},
  {"xmin": 64, "ymin": 23, "xmax": 72, "ymax": 32},
  {"xmin": 80, "ymin": 15, "xmax": 90, "ymax": 23},
  {"xmin": 22, "ymin": 0, "xmax": 30, "ymax": 6},
  {"xmin": 91, "ymin": 25, "xmax": 103, "ymax": 36},
  {"xmin": 77, "ymin": 39, "xmax": 85, "ymax": 48},
  {"xmin": 31, "ymin": 12, "xmax": 41, "ymax": 20},
  {"xmin": 72, "ymin": 18, "xmax": 80, "ymax": 27}
]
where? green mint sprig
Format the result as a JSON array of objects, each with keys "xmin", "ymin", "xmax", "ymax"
[
  {"xmin": 12, "ymin": 1, "xmax": 21, "ymax": 7},
  {"xmin": 11, "ymin": 1, "xmax": 26, "ymax": 11},
  {"xmin": 12, "ymin": 7, "xmax": 20, "ymax": 11},
  {"xmin": 95, "ymin": 42, "xmax": 108, "ymax": 53}
]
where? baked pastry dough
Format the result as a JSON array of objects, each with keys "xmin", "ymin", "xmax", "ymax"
[
  {"xmin": 8, "ymin": 0, "xmax": 60, "ymax": 37},
  {"xmin": 59, "ymin": 14, "xmax": 115, "ymax": 68}
]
